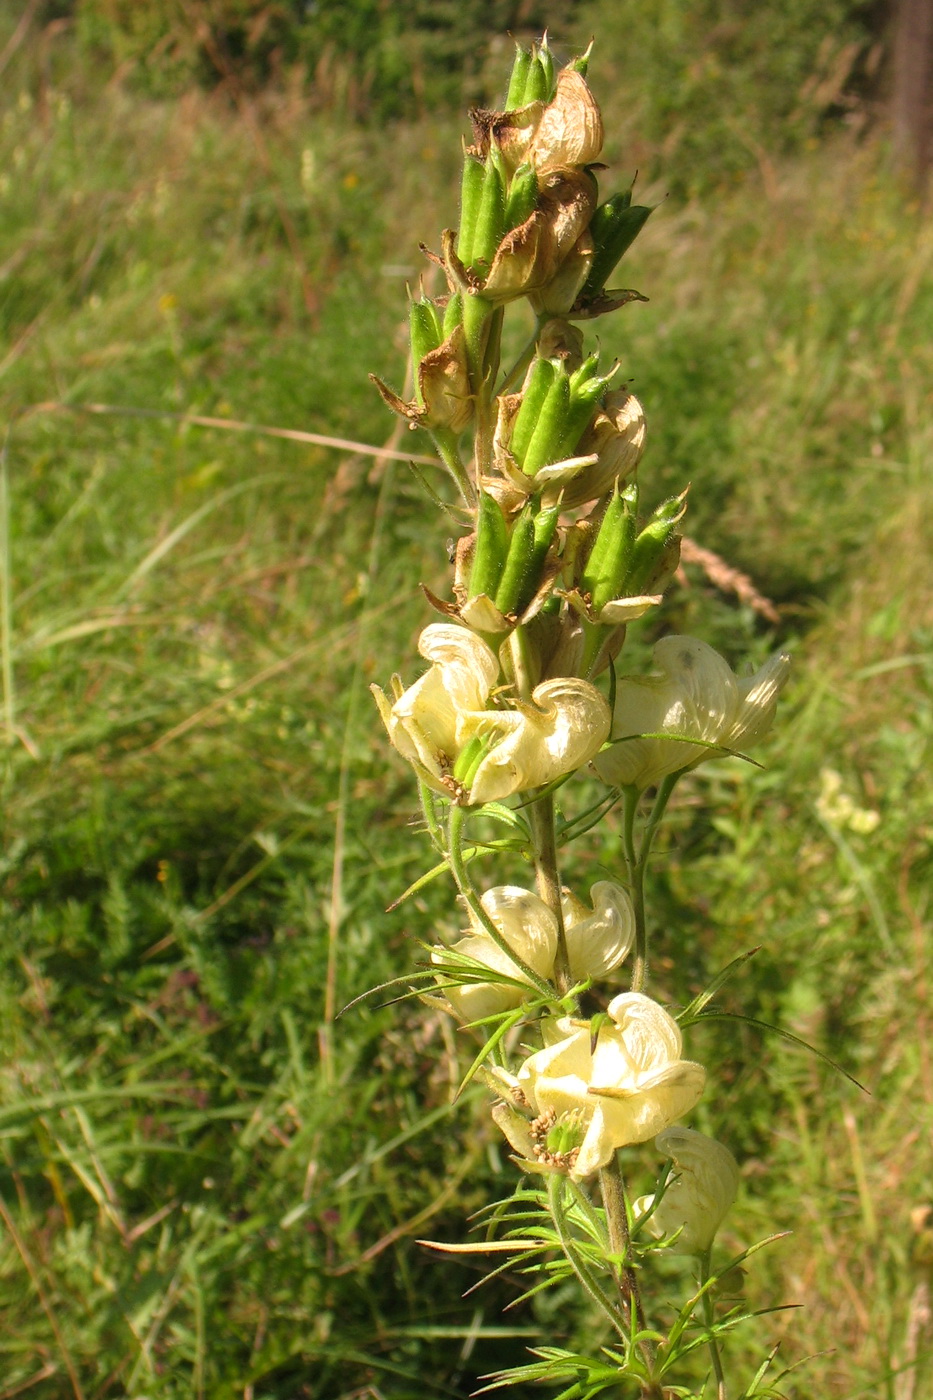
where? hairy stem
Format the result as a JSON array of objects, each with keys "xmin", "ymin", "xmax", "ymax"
[
  {"xmin": 447, "ymin": 804, "xmax": 556, "ymax": 1001},
  {"xmin": 529, "ymin": 791, "xmax": 571, "ymax": 997},
  {"xmin": 432, "ymin": 428, "xmax": 475, "ymax": 507},
  {"xmin": 600, "ymin": 1159, "xmax": 662, "ymax": 1397},
  {"xmin": 621, "ymin": 785, "xmax": 647, "ymax": 992},
  {"xmin": 623, "ymin": 775, "xmax": 678, "ymax": 994},
  {"xmin": 699, "ymin": 1247, "xmax": 727, "ymax": 1400},
  {"xmin": 549, "ymin": 1175, "xmax": 627, "ymax": 1341}
]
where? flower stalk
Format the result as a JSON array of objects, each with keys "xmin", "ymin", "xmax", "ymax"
[{"xmin": 366, "ymin": 32, "xmax": 792, "ymax": 1398}]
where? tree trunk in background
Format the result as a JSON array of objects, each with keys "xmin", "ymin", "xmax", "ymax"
[{"xmin": 893, "ymin": 0, "xmax": 933, "ymax": 193}]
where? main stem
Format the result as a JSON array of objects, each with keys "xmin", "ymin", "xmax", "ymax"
[
  {"xmin": 447, "ymin": 803, "xmax": 555, "ymax": 1001},
  {"xmin": 529, "ymin": 791, "xmax": 571, "ymax": 996},
  {"xmin": 599, "ymin": 1157, "xmax": 662, "ymax": 1397},
  {"xmin": 621, "ymin": 785, "xmax": 647, "ymax": 992}
]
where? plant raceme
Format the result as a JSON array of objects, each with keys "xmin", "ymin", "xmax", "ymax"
[
  {"xmin": 435, "ymin": 881, "xmax": 635, "ymax": 1021},
  {"xmin": 371, "ymin": 623, "xmax": 609, "ymax": 805},
  {"xmin": 367, "ymin": 34, "xmax": 792, "ymax": 1399}
]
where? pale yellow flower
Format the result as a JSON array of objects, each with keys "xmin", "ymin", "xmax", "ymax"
[
  {"xmin": 439, "ymin": 881, "xmax": 635, "ymax": 1022},
  {"xmin": 517, "ymin": 993, "xmax": 705, "ymax": 1179},
  {"xmin": 372, "ymin": 624, "xmax": 609, "ymax": 805},
  {"xmin": 439, "ymin": 886, "xmax": 557, "ymax": 1022},
  {"xmin": 634, "ymin": 1126, "xmax": 739, "ymax": 1254},
  {"xmin": 593, "ymin": 636, "xmax": 791, "ymax": 791}
]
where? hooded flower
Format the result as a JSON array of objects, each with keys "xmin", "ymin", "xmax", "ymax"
[
  {"xmin": 593, "ymin": 636, "xmax": 791, "ymax": 791},
  {"xmin": 438, "ymin": 881, "xmax": 635, "ymax": 1021},
  {"xmin": 634, "ymin": 1127, "xmax": 739, "ymax": 1254},
  {"xmin": 517, "ymin": 993, "xmax": 705, "ymax": 1179},
  {"xmin": 372, "ymin": 623, "xmax": 610, "ymax": 805}
]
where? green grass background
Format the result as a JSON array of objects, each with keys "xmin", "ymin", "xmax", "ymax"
[{"xmin": 0, "ymin": 1, "xmax": 931, "ymax": 1396}]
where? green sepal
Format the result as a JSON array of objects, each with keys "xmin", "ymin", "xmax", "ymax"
[
  {"xmin": 511, "ymin": 357, "xmax": 557, "ymax": 467},
  {"xmin": 622, "ymin": 490, "xmax": 687, "ymax": 595},
  {"xmin": 505, "ymin": 44, "xmax": 532, "ymax": 109},
  {"xmin": 468, "ymin": 490, "xmax": 509, "ymax": 600},
  {"xmin": 471, "ymin": 157, "xmax": 507, "ymax": 268},
  {"xmin": 521, "ymin": 369, "xmax": 571, "ymax": 475},
  {"xmin": 494, "ymin": 508, "xmax": 536, "ymax": 616},
  {"xmin": 456, "ymin": 153, "xmax": 486, "ymax": 266},
  {"xmin": 505, "ymin": 161, "xmax": 538, "ymax": 232},
  {"xmin": 581, "ymin": 197, "xmax": 653, "ymax": 298},
  {"xmin": 579, "ymin": 483, "xmax": 638, "ymax": 613}
]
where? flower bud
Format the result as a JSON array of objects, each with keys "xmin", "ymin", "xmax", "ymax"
[{"xmin": 634, "ymin": 1127, "xmax": 739, "ymax": 1254}]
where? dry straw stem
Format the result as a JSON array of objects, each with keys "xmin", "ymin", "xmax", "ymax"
[{"xmin": 679, "ymin": 535, "xmax": 780, "ymax": 624}]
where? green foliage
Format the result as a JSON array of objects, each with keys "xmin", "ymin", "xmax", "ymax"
[
  {"xmin": 587, "ymin": 0, "xmax": 882, "ymax": 195},
  {"xmin": 67, "ymin": 0, "xmax": 584, "ymax": 115},
  {"xmin": 0, "ymin": 5, "xmax": 930, "ymax": 1397}
]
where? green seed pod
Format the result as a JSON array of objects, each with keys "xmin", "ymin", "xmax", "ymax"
[
  {"xmin": 523, "ymin": 48, "xmax": 551, "ymax": 104},
  {"xmin": 409, "ymin": 301, "xmax": 443, "ymax": 408},
  {"xmin": 622, "ymin": 491, "xmax": 688, "ymax": 596},
  {"xmin": 510, "ymin": 357, "xmax": 557, "ymax": 467},
  {"xmin": 515, "ymin": 504, "xmax": 560, "ymax": 614},
  {"xmin": 504, "ymin": 161, "xmax": 538, "ymax": 231},
  {"xmin": 580, "ymin": 484, "xmax": 639, "ymax": 613},
  {"xmin": 581, "ymin": 197, "xmax": 653, "ymax": 298},
  {"xmin": 468, "ymin": 490, "xmax": 509, "ymax": 600},
  {"xmin": 456, "ymin": 154, "xmax": 486, "ymax": 266},
  {"xmin": 505, "ymin": 44, "xmax": 532, "ymax": 110},
  {"xmin": 442, "ymin": 291, "xmax": 463, "ymax": 338},
  {"xmin": 558, "ymin": 368, "xmax": 616, "ymax": 461},
  {"xmin": 471, "ymin": 158, "xmax": 507, "ymax": 269},
  {"xmin": 568, "ymin": 353, "xmax": 600, "ymax": 394},
  {"xmin": 537, "ymin": 38, "xmax": 555, "ymax": 98},
  {"xmin": 569, "ymin": 41, "xmax": 593, "ymax": 79},
  {"xmin": 494, "ymin": 508, "xmax": 537, "ymax": 616},
  {"xmin": 521, "ymin": 370, "xmax": 571, "ymax": 475}
]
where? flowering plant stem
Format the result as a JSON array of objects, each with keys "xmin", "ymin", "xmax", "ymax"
[
  {"xmin": 529, "ymin": 792, "xmax": 572, "ymax": 997},
  {"xmin": 700, "ymin": 1245, "xmax": 728, "ymax": 1400},
  {"xmin": 622, "ymin": 774, "xmax": 678, "ymax": 992},
  {"xmin": 447, "ymin": 802, "xmax": 556, "ymax": 1001},
  {"xmin": 368, "ymin": 34, "xmax": 793, "ymax": 1397}
]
